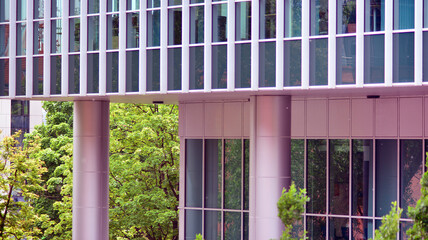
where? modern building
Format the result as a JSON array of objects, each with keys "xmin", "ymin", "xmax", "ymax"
[{"xmin": 0, "ymin": 0, "xmax": 427, "ymax": 239}]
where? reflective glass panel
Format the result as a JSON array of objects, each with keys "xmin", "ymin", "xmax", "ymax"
[
  {"xmin": 292, "ymin": 218, "xmax": 305, "ymax": 239},
  {"xmin": 167, "ymin": 47, "xmax": 182, "ymax": 90},
  {"xmin": 329, "ymin": 218, "xmax": 349, "ymax": 240},
  {"xmin": 51, "ymin": 20, "xmax": 62, "ymax": 53},
  {"xmin": 425, "ymin": 0, "xmax": 428, "ymax": 27},
  {"xmin": 393, "ymin": 32, "xmax": 414, "ymax": 83},
  {"xmin": 205, "ymin": 139, "xmax": 222, "ymax": 208},
  {"xmin": 224, "ymin": 139, "xmax": 242, "ymax": 210},
  {"xmin": 108, "ymin": 0, "xmax": 119, "ymax": 12},
  {"xmin": 17, "ymin": 23, "xmax": 26, "ymax": 56},
  {"xmin": 0, "ymin": 0, "xmax": 9, "ymax": 22},
  {"xmin": 50, "ymin": 55, "xmax": 61, "ymax": 94},
  {"xmin": 87, "ymin": 53, "xmax": 99, "ymax": 93},
  {"xmin": 127, "ymin": 0, "xmax": 139, "ymax": 10},
  {"xmin": 169, "ymin": 0, "xmax": 181, "ymax": 6},
  {"xmin": 291, "ymin": 139, "xmax": 304, "ymax": 190},
  {"xmin": 204, "ymin": 211, "xmax": 221, "ymax": 240},
  {"xmin": 17, "ymin": 0, "xmax": 27, "ymax": 20},
  {"xmin": 394, "ymin": 0, "xmax": 414, "ymax": 30},
  {"xmin": 190, "ymin": 6, "xmax": 204, "ymax": 44},
  {"xmin": 260, "ymin": 0, "xmax": 276, "ymax": 39},
  {"xmin": 148, "ymin": 0, "xmax": 160, "ymax": 8},
  {"xmin": 400, "ymin": 221, "xmax": 413, "ymax": 240},
  {"xmin": 68, "ymin": 54, "xmax": 80, "ymax": 94},
  {"xmin": 212, "ymin": 44, "xmax": 227, "ymax": 89},
  {"xmin": 235, "ymin": 43, "xmax": 251, "ymax": 88},
  {"xmin": 425, "ymin": 32, "xmax": 428, "ymax": 82},
  {"xmin": 88, "ymin": 0, "xmax": 99, "ymax": 14},
  {"xmin": 69, "ymin": 18, "xmax": 80, "ymax": 52},
  {"xmin": 307, "ymin": 139, "xmax": 327, "ymax": 214},
  {"xmin": 127, "ymin": 13, "xmax": 139, "ymax": 48},
  {"xmin": 126, "ymin": 50, "xmax": 139, "ymax": 92},
  {"xmin": 365, "ymin": 0, "xmax": 385, "ymax": 31},
  {"xmin": 364, "ymin": 34, "xmax": 384, "ymax": 84},
  {"xmin": 106, "ymin": 52, "xmax": 118, "ymax": 93},
  {"xmin": 16, "ymin": 58, "xmax": 26, "ymax": 96},
  {"xmin": 259, "ymin": 41, "xmax": 276, "ymax": 87},
  {"xmin": 52, "ymin": 0, "xmax": 61, "ymax": 17},
  {"xmin": 191, "ymin": 0, "xmax": 204, "ymax": 3},
  {"xmin": 337, "ymin": 0, "xmax": 356, "ymax": 34},
  {"xmin": 107, "ymin": 14, "xmax": 119, "ymax": 49},
  {"xmin": 244, "ymin": 139, "xmax": 249, "ymax": 210},
  {"xmin": 168, "ymin": 8, "xmax": 182, "ymax": 45},
  {"xmin": 244, "ymin": 213, "xmax": 249, "ymax": 240},
  {"xmin": 310, "ymin": 0, "xmax": 328, "ymax": 35},
  {"xmin": 0, "ymin": 25, "xmax": 9, "ymax": 56},
  {"xmin": 284, "ymin": 40, "xmax": 301, "ymax": 86},
  {"xmin": 352, "ymin": 218, "xmax": 373, "ymax": 239},
  {"xmin": 33, "ymin": 56, "xmax": 43, "ymax": 95},
  {"xmin": 185, "ymin": 139, "xmax": 203, "ymax": 207},
  {"xmin": 146, "ymin": 49, "xmax": 160, "ymax": 91},
  {"xmin": 88, "ymin": 16, "xmax": 99, "ymax": 51},
  {"xmin": 185, "ymin": 210, "xmax": 202, "ymax": 239},
  {"xmin": 70, "ymin": 0, "xmax": 80, "ymax": 15},
  {"xmin": 309, "ymin": 38, "xmax": 328, "ymax": 86},
  {"xmin": 34, "ymin": 0, "xmax": 44, "ymax": 19},
  {"xmin": 189, "ymin": 46, "xmax": 204, "ymax": 89},
  {"xmin": 285, "ymin": 0, "xmax": 302, "ymax": 37},
  {"xmin": 224, "ymin": 212, "xmax": 241, "ymax": 240},
  {"xmin": 329, "ymin": 140, "xmax": 349, "ymax": 215},
  {"xmin": 336, "ymin": 36, "xmax": 356, "ymax": 85},
  {"xmin": 147, "ymin": 10, "xmax": 160, "ymax": 47},
  {"xmin": 375, "ymin": 140, "xmax": 397, "ymax": 217},
  {"xmin": 235, "ymin": 2, "xmax": 251, "ymax": 41},
  {"xmin": 307, "ymin": 216, "xmax": 326, "ymax": 240},
  {"xmin": 0, "ymin": 59, "xmax": 9, "ymax": 96},
  {"xmin": 213, "ymin": 4, "xmax": 227, "ymax": 42}
]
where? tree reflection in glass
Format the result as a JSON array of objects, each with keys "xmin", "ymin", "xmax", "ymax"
[
  {"xmin": 224, "ymin": 139, "xmax": 241, "ymax": 210},
  {"xmin": 307, "ymin": 139, "xmax": 326, "ymax": 214}
]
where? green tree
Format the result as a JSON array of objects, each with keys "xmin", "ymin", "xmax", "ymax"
[{"xmin": 370, "ymin": 202, "xmax": 402, "ymax": 240}]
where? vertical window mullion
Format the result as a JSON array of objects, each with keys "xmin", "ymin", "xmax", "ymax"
[
  {"xmin": 385, "ymin": 0, "xmax": 393, "ymax": 86},
  {"xmin": 251, "ymin": 0, "xmax": 259, "ymax": 90},
  {"xmin": 221, "ymin": 139, "xmax": 225, "ymax": 240},
  {"xmin": 328, "ymin": 0, "xmax": 336, "ymax": 89},
  {"xmin": 26, "ymin": 0, "xmax": 34, "ymax": 97},
  {"xmin": 275, "ymin": 0, "xmax": 283, "ymax": 90},
  {"xmin": 227, "ymin": 0, "xmax": 234, "ymax": 91},
  {"xmin": 138, "ymin": 0, "xmax": 146, "ymax": 93},
  {"xmin": 415, "ymin": 0, "xmax": 423, "ymax": 85},
  {"xmin": 160, "ymin": 0, "xmax": 167, "ymax": 93},
  {"xmin": 356, "ymin": 0, "xmax": 364, "ymax": 87},
  {"xmin": 301, "ymin": 0, "xmax": 309, "ymax": 89},
  {"xmin": 98, "ymin": 0, "xmax": 106, "ymax": 94},
  {"xmin": 80, "ymin": 0, "xmax": 88, "ymax": 95},
  {"xmin": 204, "ymin": 1, "xmax": 212, "ymax": 92}
]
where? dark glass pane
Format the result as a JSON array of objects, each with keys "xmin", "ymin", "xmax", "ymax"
[
  {"xmin": 17, "ymin": 0, "xmax": 26, "ymax": 20},
  {"xmin": 329, "ymin": 218, "xmax": 349, "ymax": 240},
  {"xmin": 224, "ymin": 139, "xmax": 242, "ymax": 210},
  {"xmin": 87, "ymin": 53, "xmax": 99, "ymax": 93},
  {"xmin": 235, "ymin": 43, "xmax": 251, "ymax": 88},
  {"xmin": 107, "ymin": 14, "xmax": 119, "ymax": 49},
  {"xmin": 185, "ymin": 139, "xmax": 203, "ymax": 207},
  {"xmin": 148, "ymin": 0, "xmax": 160, "ymax": 8},
  {"xmin": 169, "ymin": 0, "xmax": 181, "ymax": 6},
  {"xmin": 424, "ymin": 32, "xmax": 428, "ymax": 82},
  {"xmin": 127, "ymin": 13, "xmax": 139, "ymax": 48},
  {"xmin": 185, "ymin": 210, "xmax": 202, "ymax": 240},
  {"xmin": 34, "ymin": 0, "xmax": 44, "ymax": 19},
  {"xmin": 205, "ymin": 139, "xmax": 222, "ymax": 209},
  {"xmin": 329, "ymin": 139, "xmax": 350, "ymax": 215},
  {"xmin": 212, "ymin": 44, "xmax": 227, "ymax": 89},
  {"xmin": 259, "ymin": 41, "xmax": 276, "ymax": 87},
  {"xmin": 16, "ymin": 58, "xmax": 26, "ymax": 96},
  {"xmin": 126, "ymin": 50, "xmax": 139, "ymax": 92},
  {"xmin": 168, "ymin": 48, "xmax": 182, "ymax": 90},
  {"xmin": 204, "ymin": 210, "xmax": 221, "ymax": 240},
  {"xmin": 88, "ymin": 0, "xmax": 100, "ymax": 14},
  {"xmin": 309, "ymin": 38, "xmax": 328, "ymax": 86},
  {"xmin": 365, "ymin": 0, "xmax": 385, "ymax": 31},
  {"xmin": 375, "ymin": 139, "xmax": 397, "ymax": 217},
  {"xmin": 0, "ymin": 0, "xmax": 9, "ymax": 22},
  {"xmin": 127, "ymin": 0, "xmax": 139, "ymax": 10},
  {"xmin": 51, "ymin": 20, "xmax": 62, "ymax": 53},
  {"xmin": 352, "ymin": 140, "xmax": 374, "ymax": 217},
  {"xmin": 310, "ymin": 0, "xmax": 328, "ymax": 35},
  {"xmin": 292, "ymin": 217, "xmax": 304, "ymax": 239},
  {"xmin": 337, "ymin": 0, "xmax": 356, "ymax": 34},
  {"xmin": 33, "ymin": 56, "xmax": 43, "ymax": 95},
  {"xmin": 307, "ymin": 216, "xmax": 326, "ymax": 240},
  {"xmin": 244, "ymin": 139, "xmax": 249, "ymax": 210},
  {"xmin": 191, "ymin": 0, "xmax": 204, "ymax": 3},
  {"xmin": 52, "ymin": 0, "xmax": 61, "ymax": 17},
  {"xmin": 50, "ymin": 55, "xmax": 61, "ymax": 94},
  {"xmin": 168, "ymin": 8, "xmax": 182, "ymax": 45},
  {"xmin": 352, "ymin": 218, "xmax": 373, "ymax": 239},
  {"xmin": 400, "ymin": 221, "xmax": 412, "ymax": 240},
  {"xmin": 307, "ymin": 139, "xmax": 327, "ymax": 214},
  {"xmin": 190, "ymin": 6, "xmax": 204, "ymax": 44},
  {"xmin": 147, "ymin": 10, "xmax": 160, "ymax": 47},
  {"xmin": 260, "ymin": 0, "xmax": 276, "ymax": 39},
  {"xmin": 284, "ymin": 40, "xmax": 301, "ymax": 86},
  {"xmin": 0, "ymin": 59, "xmax": 9, "ymax": 96},
  {"xmin": 394, "ymin": 0, "xmax": 414, "ymax": 30},
  {"xmin": 400, "ymin": 140, "xmax": 423, "ymax": 218},
  {"xmin": 88, "ymin": 16, "xmax": 99, "ymax": 51},
  {"xmin": 69, "ymin": 18, "xmax": 80, "ymax": 52},
  {"xmin": 236, "ymin": 2, "xmax": 251, "ymax": 41},
  {"xmin": 70, "ymin": 0, "xmax": 80, "ymax": 15},
  {"xmin": 337, "ymin": 36, "xmax": 356, "ymax": 85},
  {"xmin": 68, "ymin": 54, "xmax": 80, "ymax": 94},
  {"xmin": 285, "ymin": 0, "xmax": 302, "ymax": 37},
  {"xmin": 147, "ymin": 49, "xmax": 160, "ymax": 92},
  {"xmin": 224, "ymin": 212, "xmax": 241, "ymax": 240},
  {"xmin": 0, "ymin": 25, "xmax": 9, "ymax": 56},
  {"xmin": 189, "ymin": 46, "xmax": 204, "ymax": 90},
  {"xmin": 425, "ymin": 0, "xmax": 428, "ymax": 28},
  {"xmin": 106, "ymin": 52, "xmax": 118, "ymax": 93},
  {"xmin": 17, "ymin": 23, "xmax": 26, "ymax": 56},
  {"xmin": 393, "ymin": 32, "xmax": 414, "ymax": 83},
  {"xmin": 213, "ymin": 4, "xmax": 227, "ymax": 42},
  {"xmin": 243, "ymin": 212, "xmax": 249, "ymax": 240},
  {"xmin": 33, "ymin": 21, "xmax": 44, "ymax": 54},
  {"xmin": 291, "ymin": 139, "xmax": 304, "ymax": 190},
  {"xmin": 107, "ymin": 0, "xmax": 119, "ymax": 12},
  {"xmin": 364, "ymin": 34, "xmax": 384, "ymax": 84}
]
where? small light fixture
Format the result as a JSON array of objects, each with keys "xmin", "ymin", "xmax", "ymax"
[
  {"xmin": 366, "ymin": 95, "xmax": 380, "ymax": 99},
  {"xmin": 152, "ymin": 101, "xmax": 164, "ymax": 104}
]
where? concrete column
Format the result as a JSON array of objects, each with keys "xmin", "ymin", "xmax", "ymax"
[
  {"xmin": 249, "ymin": 95, "xmax": 291, "ymax": 240},
  {"xmin": 73, "ymin": 100, "xmax": 110, "ymax": 240}
]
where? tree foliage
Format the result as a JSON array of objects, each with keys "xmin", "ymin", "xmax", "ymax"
[{"xmin": 370, "ymin": 202, "xmax": 402, "ymax": 240}]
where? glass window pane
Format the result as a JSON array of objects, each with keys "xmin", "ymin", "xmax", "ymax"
[
  {"xmin": 0, "ymin": 0, "xmax": 10, "ymax": 22},
  {"xmin": 365, "ymin": 0, "xmax": 385, "ymax": 32},
  {"xmin": 336, "ymin": 36, "xmax": 356, "ymax": 85},
  {"xmin": 292, "ymin": 217, "xmax": 304, "ymax": 239},
  {"xmin": 147, "ymin": 10, "xmax": 160, "ymax": 47},
  {"xmin": 260, "ymin": 0, "xmax": 276, "ymax": 39},
  {"xmin": 244, "ymin": 139, "xmax": 249, "ymax": 210},
  {"xmin": 393, "ymin": 32, "xmax": 414, "ymax": 83},
  {"xmin": 52, "ymin": 0, "xmax": 61, "ymax": 17},
  {"xmin": 425, "ymin": 0, "xmax": 428, "ymax": 28},
  {"xmin": 284, "ymin": 40, "xmax": 301, "ymax": 86},
  {"xmin": 307, "ymin": 139, "xmax": 327, "ymax": 214},
  {"xmin": 107, "ymin": 0, "xmax": 119, "ymax": 12},
  {"xmin": 190, "ymin": 6, "xmax": 204, "ymax": 44},
  {"xmin": 394, "ymin": 0, "xmax": 414, "ymax": 30},
  {"xmin": 69, "ymin": 18, "xmax": 80, "ymax": 52},
  {"xmin": 168, "ymin": 8, "xmax": 182, "ymax": 45},
  {"xmin": 224, "ymin": 139, "xmax": 242, "ymax": 210},
  {"xmin": 329, "ymin": 140, "xmax": 349, "ymax": 215},
  {"xmin": 107, "ymin": 14, "xmax": 119, "ymax": 50},
  {"xmin": 224, "ymin": 212, "xmax": 241, "ymax": 240},
  {"xmin": 127, "ymin": 0, "xmax": 139, "ymax": 10},
  {"xmin": 68, "ymin": 54, "xmax": 80, "ymax": 94},
  {"xmin": 337, "ymin": 0, "xmax": 356, "ymax": 34},
  {"xmin": 146, "ymin": 49, "xmax": 160, "ymax": 91},
  {"xmin": 352, "ymin": 140, "xmax": 374, "ymax": 217},
  {"xmin": 310, "ymin": 38, "xmax": 328, "ymax": 86},
  {"xmin": 375, "ymin": 139, "xmax": 397, "ymax": 217},
  {"xmin": 185, "ymin": 210, "xmax": 202, "ymax": 240},
  {"xmin": 364, "ymin": 34, "xmax": 384, "ymax": 84},
  {"xmin": 329, "ymin": 218, "xmax": 349, "ymax": 239},
  {"xmin": 106, "ymin": 52, "xmax": 118, "ymax": 93},
  {"xmin": 126, "ymin": 50, "xmax": 139, "ymax": 92},
  {"xmin": 189, "ymin": 46, "xmax": 204, "ymax": 90},
  {"xmin": 307, "ymin": 216, "xmax": 326, "ymax": 239},
  {"xmin": 0, "ymin": 59, "xmax": 9, "ymax": 96},
  {"xmin": 285, "ymin": 0, "xmax": 302, "ymax": 37},
  {"xmin": 17, "ymin": 23, "xmax": 26, "ymax": 56},
  {"xmin": 213, "ymin": 3, "xmax": 227, "ymax": 42},
  {"xmin": 34, "ymin": 0, "xmax": 44, "ymax": 19},
  {"xmin": 400, "ymin": 221, "xmax": 413, "ymax": 240},
  {"xmin": 235, "ymin": 43, "xmax": 251, "ymax": 88},
  {"xmin": 205, "ymin": 139, "xmax": 222, "ymax": 208},
  {"xmin": 127, "ymin": 13, "xmax": 139, "ymax": 48},
  {"xmin": 291, "ymin": 139, "xmax": 304, "ymax": 190},
  {"xmin": 424, "ymin": 32, "xmax": 428, "ymax": 82},
  {"xmin": 87, "ymin": 53, "xmax": 99, "ymax": 93},
  {"xmin": 88, "ymin": 16, "xmax": 99, "ymax": 51},
  {"xmin": 33, "ymin": 56, "xmax": 43, "ymax": 95},
  {"xmin": 352, "ymin": 218, "xmax": 373, "ymax": 239},
  {"xmin": 310, "ymin": 0, "xmax": 328, "ymax": 35},
  {"xmin": 50, "ymin": 55, "xmax": 61, "ymax": 94},
  {"xmin": 259, "ymin": 41, "xmax": 276, "ymax": 87},
  {"xmin": 212, "ymin": 44, "xmax": 227, "ymax": 89},
  {"xmin": 235, "ymin": 2, "xmax": 251, "ymax": 41},
  {"xmin": 168, "ymin": 47, "xmax": 182, "ymax": 90},
  {"xmin": 204, "ymin": 210, "xmax": 221, "ymax": 240},
  {"xmin": 88, "ymin": 0, "xmax": 99, "ymax": 14},
  {"xmin": 0, "ymin": 25, "xmax": 9, "ymax": 56},
  {"xmin": 400, "ymin": 140, "xmax": 423, "ymax": 218},
  {"xmin": 51, "ymin": 20, "xmax": 62, "ymax": 53},
  {"xmin": 148, "ymin": 0, "xmax": 160, "ymax": 8},
  {"xmin": 169, "ymin": 0, "xmax": 181, "ymax": 6},
  {"xmin": 16, "ymin": 58, "xmax": 26, "ymax": 96},
  {"xmin": 185, "ymin": 139, "xmax": 203, "ymax": 208},
  {"xmin": 70, "ymin": 0, "xmax": 80, "ymax": 16},
  {"xmin": 191, "ymin": 0, "xmax": 204, "ymax": 3},
  {"xmin": 17, "ymin": 0, "xmax": 27, "ymax": 20}
]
